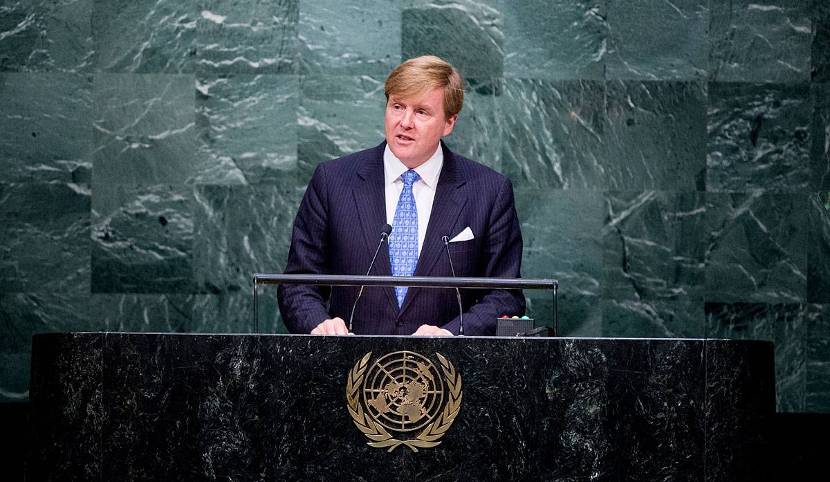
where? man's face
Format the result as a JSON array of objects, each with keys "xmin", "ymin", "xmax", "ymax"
[{"xmin": 384, "ymin": 87, "xmax": 457, "ymax": 168}]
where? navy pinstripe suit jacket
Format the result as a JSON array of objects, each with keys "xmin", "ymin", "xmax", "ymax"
[{"xmin": 277, "ymin": 141, "xmax": 525, "ymax": 335}]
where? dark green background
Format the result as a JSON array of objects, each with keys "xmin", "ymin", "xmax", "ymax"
[{"xmin": 1, "ymin": 0, "xmax": 828, "ymax": 414}]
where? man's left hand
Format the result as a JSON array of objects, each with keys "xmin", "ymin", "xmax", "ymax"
[{"xmin": 412, "ymin": 324, "xmax": 453, "ymax": 336}]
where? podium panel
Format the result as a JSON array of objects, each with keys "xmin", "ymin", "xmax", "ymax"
[{"xmin": 29, "ymin": 334, "xmax": 773, "ymax": 481}]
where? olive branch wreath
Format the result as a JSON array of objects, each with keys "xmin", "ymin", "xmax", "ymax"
[{"xmin": 346, "ymin": 351, "xmax": 463, "ymax": 452}]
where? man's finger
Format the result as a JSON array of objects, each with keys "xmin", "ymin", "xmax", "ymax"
[{"xmin": 332, "ymin": 317, "xmax": 348, "ymax": 335}]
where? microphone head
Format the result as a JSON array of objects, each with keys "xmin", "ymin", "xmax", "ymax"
[
  {"xmin": 382, "ymin": 224, "xmax": 393, "ymax": 236},
  {"xmin": 442, "ymin": 235, "xmax": 449, "ymax": 244}
]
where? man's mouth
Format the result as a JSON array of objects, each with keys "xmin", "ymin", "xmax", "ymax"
[{"xmin": 396, "ymin": 134, "xmax": 415, "ymax": 142}]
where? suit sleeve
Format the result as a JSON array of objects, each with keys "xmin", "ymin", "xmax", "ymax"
[
  {"xmin": 441, "ymin": 176, "xmax": 526, "ymax": 335},
  {"xmin": 277, "ymin": 164, "xmax": 332, "ymax": 333}
]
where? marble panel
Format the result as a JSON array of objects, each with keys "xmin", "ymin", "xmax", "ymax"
[
  {"xmin": 0, "ymin": 0, "xmax": 93, "ymax": 72},
  {"xmin": 298, "ymin": 0, "xmax": 400, "ymax": 75},
  {"xmin": 604, "ymin": 191, "xmax": 706, "ymax": 302},
  {"xmin": 195, "ymin": 74, "xmax": 298, "ymax": 185},
  {"xmin": 516, "ymin": 188, "xmax": 603, "ymax": 335},
  {"xmin": 0, "ymin": 182, "xmax": 91, "ymax": 294},
  {"xmin": 442, "ymin": 78, "xmax": 501, "ymax": 171},
  {"xmin": 91, "ymin": 184, "xmax": 195, "ymax": 293},
  {"xmin": 0, "ymin": 73, "xmax": 92, "ymax": 183},
  {"xmin": 192, "ymin": 183, "xmax": 301, "ymax": 296},
  {"xmin": 605, "ymin": 81, "xmax": 706, "ymax": 191},
  {"xmin": 196, "ymin": 0, "xmax": 298, "ymax": 74},
  {"xmin": 297, "ymin": 75, "xmax": 386, "ymax": 176},
  {"xmin": 707, "ymin": 82, "xmax": 811, "ymax": 192},
  {"xmin": 710, "ymin": 0, "xmax": 812, "ymax": 82},
  {"xmin": 401, "ymin": 0, "xmax": 503, "ymax": 79},
  {"xmin": 87, "ymin": 294, "xmax": 195, "ymax": 332},
  {"xmin": 808, "ymin": 193, "xmax": 830, "ymax": 302},
  {"xmin": 813, "ymin": 83, "xmax": 830, "ymax": 189},
  {"xmin": 705, "ymin": 302, "xmax": 806, "ymax": 412},
  {"xmin": 28, "ymin": 333, "xmax": 104, "ymax": 480},
  {"xmin": 0, "ymin": 292, "xmax": 100, "ymax": 401},
  {"xmin": 500, "ymin": 79, "xmax": 606, "ymax": 189},
  {"xmin": 606, "ymin": 0, "xmax": 708, "ymax": 80},
  {"xmin": 705, "ymin": 192, "xmax": 807, "ymax": 303},
  {"xmin": 703, "ymin": 338, "xmax": 774, "ymax": 481},
  {"xmin": 192, "ymin": 291, "xmax": 285, "ymax": 334},
  {"xmin": 814, "ymin": 2, "xmax": 830, "ymax": 82},
  {"xmin": 602, "ymin": 298, "xmax": 704, "ymax": 338},
  {"xmin": 93, "ymin": 73, "xmax": 197, "ymax": 185},
  {"xmin": 524, "ymin": 294, "xmax": 601, "ymax": 338},
  {"xmin": 92, "ymin": 0, "xmax": 196, "ymax": 73},
  {"xmin": 99, "ymin": 334, "xmax": 264, "ymax": 480},
  {"xmin": 805, "ymin": 304, "xmax": 830, "ymax": 412},
  {"xmin": 502, "ymin": 0, "xmax": 606, "ymax": 80}
]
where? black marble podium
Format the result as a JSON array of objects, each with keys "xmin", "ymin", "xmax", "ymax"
[{"xmin": 29, "ymin": 334, "xmax": 773, "ymax": 481}]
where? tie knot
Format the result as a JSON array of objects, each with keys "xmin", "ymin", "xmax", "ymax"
[{"xmin": 401, "ymin": 169, "xmax": 420, "ymax": 187}]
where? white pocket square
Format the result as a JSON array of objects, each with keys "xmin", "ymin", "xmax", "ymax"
[{"xmin": 449, "ymin": 227, "xmax": 474, "ymax": 242}]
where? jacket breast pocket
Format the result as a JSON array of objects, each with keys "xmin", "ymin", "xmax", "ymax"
[{"xmin": 446, "ymin": 240, "xmax": 477, "ymax": 275}]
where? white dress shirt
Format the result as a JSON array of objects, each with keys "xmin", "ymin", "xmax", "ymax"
[{"xmin": 384, "ymin": 143, "xmax": 443, "ymax": 256}]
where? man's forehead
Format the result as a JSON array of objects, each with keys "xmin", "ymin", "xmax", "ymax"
[{"xmin": 388, "ymin": 88, "xmax": 443, "ymax": 106}]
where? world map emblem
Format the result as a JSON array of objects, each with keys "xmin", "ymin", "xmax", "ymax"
[{"xmin": 346, "ymin": 351, "xmax": 463, "ymax": 452}]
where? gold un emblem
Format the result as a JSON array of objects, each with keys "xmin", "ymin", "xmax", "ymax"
[{"xmin": 346, "ymin": 351, "xmax": 462, "ymax": 452}]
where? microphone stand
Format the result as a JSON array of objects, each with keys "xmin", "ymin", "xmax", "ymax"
[
  {"xmin": 349, "ymin": 225, "xmax": 392, "ymax": 333},
  {"xmin": 442, "ymin": 236, "xmax": 464, "ymax": 336}
]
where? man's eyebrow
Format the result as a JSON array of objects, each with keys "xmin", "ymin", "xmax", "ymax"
[{"xmin": 389, "ymin": 97, "xmax": 433, "ymax": 113}]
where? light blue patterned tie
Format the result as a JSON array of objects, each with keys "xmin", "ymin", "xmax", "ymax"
[{"xmin": 389, "ymin": 169, "xmax": 420, "ymax": 307}]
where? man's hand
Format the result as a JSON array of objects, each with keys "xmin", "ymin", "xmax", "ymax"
[
  {"xmin": 412, "ymin": 324, "xmax": 453, "ymax": 336},
  {"xmin": 311, "ymin": 317, "xmax": 349, "ymax": 335}
]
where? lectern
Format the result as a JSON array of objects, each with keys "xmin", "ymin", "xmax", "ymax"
[{"xmin": 29, "ymin": 333, "xmax": 772, "ymax": 480}]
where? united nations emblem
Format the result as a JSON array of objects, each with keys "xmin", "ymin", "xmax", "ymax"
[{"xmin": 346, "ymin": 351, "xmax": 462, "ymax": 452}]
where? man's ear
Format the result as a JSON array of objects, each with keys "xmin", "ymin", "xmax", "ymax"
[{"xmin": 442, "ymin": 114, "xmax": 458, "ymax": 137}]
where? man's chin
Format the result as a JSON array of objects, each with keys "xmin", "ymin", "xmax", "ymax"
[{"xmin": 388, "ymin": 144, "xmax": 423, "ymax": 167}]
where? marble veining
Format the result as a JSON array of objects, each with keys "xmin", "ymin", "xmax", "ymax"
[
  {"xmin": 605, "ymin": 81, "xmax": 706, "ymax": 190},
  {"xmin": 707, "ymin": 82, "xmax": 812, "ymax": 192},
  {"xmin": 710, "ymin": 0, "xmax": 812, "ymax": 83},
  {"xmin": 500, "ymin": 79, "xmax": 606, "ymax": 189},
  {"xmin": 705, "ymin": 192, "xmax": 807, "ymax": 303},
  {"xmin": 503, "ymin": 0, "xmax": 606, "ymax": 80},
  {"xmin": 91, "ymin": 184, "xmax": 195, "ymax": 293},
  {"xmin": 402, "ymin": 0, "xmax": 503, "ymax": 80},
  {"xmin": 299, "ymin": 0, "xmax": 401, "ymax": 76},
  {"xmin": 195, "ymin": 74, "xmax": 299, "ymax": 185},
  {"xmin": 0, "ymin": 0, "xmax": 93, "ymax": 73},
  {"xmin": 606, "ymin": 0, "xmax": 708, "ymax": 80}
]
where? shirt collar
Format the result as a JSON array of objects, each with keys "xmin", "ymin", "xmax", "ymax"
[{"xmin": 383, "ymin": 143, "xmax": 443, "ymax": 189}]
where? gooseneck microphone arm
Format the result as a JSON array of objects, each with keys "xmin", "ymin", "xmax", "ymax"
[
  {"xmin": 349, "ymin": 224, "xmax": 393, "ymax": 333},
  {"xmin": 442, "ymin": 235, "xmax": 464, "ymax": 336}
]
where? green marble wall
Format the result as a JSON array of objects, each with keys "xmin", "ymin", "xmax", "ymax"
[{"xmin": 1, "ymin": 0, "xmax": 828, "ymax": 413}]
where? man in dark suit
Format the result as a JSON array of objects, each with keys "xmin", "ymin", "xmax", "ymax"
[{"xmin": 278, "ymin": 56, "xmax": 524, "ymax": 336}]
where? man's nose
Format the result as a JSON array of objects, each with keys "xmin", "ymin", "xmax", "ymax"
[{"xmin": 400, "ymin": 109, "xmax": 415, "ymax": 128}]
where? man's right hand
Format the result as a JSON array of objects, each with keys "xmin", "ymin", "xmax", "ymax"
[{"xmin": 310, "ymin": 317, "xmax": 349, "ymax": 335}]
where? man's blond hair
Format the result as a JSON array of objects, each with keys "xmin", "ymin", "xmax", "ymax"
[{"xmin": 384, "ymin": 55, "xmax": 464, "ymax": 119}]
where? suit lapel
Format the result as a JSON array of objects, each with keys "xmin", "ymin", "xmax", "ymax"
[
  {"xmin": 399, "ymin": 143, "xmax": 468, "ymax": 314},
  {"xmin": 352, "ymin": 143, "xmax": 396, "ymax": 307}
]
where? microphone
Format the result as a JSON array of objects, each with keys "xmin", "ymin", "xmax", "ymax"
[
  {"xmin": 349, "ymin": 224, "xmax": 393, "ymax": 332},
  {"xmin": 441, "ymin": 235, "xmax": 464, "ymax": 336}
]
